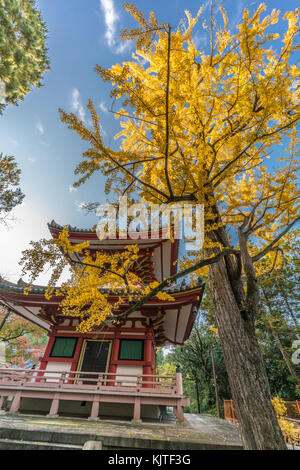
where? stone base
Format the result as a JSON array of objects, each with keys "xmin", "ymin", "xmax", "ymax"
[
  {"xmin": 82, "ymin": 441, "xmax": 103, "ymax": 450},
  {"xmin": 0, "ymin": 413, "xmax": 244, "ymax": 450}
]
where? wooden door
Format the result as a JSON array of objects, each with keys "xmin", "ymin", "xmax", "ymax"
[{"xmin": 79, "ymin": 340, "xmax": 111, "ymax": 384}]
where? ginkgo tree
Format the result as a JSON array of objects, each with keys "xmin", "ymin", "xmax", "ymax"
[{"xmin": 21, "ymin": 2, "xmax": 300, "ymax": 449}]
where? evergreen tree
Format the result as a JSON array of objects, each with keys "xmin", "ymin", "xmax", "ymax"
[
  {"xmin": 0, "ymin": 153, "xmax": 24, "ymax": 223},
  {"xmin": 0, "ymin": 0, "xmax": 49, "ymax": 113}
]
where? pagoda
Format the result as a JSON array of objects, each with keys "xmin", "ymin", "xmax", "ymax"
[{"xmin": 0, "ymin": 220, "xmax": 204, "ymax": 422}]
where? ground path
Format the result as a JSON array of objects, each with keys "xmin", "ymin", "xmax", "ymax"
[{"xmin": 0, "ymin": 412, "xmax": 243, "ymax": 450}]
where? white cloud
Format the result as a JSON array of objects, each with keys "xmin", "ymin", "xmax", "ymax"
[
  {"xmin": 100, "ymin": 124, "xmax": 106, "ymax": 137},
  {"xmin": 9, "ymin": 138, "xmax": 19, "ymax": 147},
  {"xmin": 100, "ymin": 0, "xmax": 118, "ymax": 48},
  {"xmin": 99, "ymin": 0, "xmax": 130, "ymax": 54},
  {"xmin": 0, "ymin": 201, "xmax": 69, "ymax": 285},
  {"xmin": 75, "ymin": 201, "xmax": 86, "ymax": 212},
  {"xmin": 99, "ymin": 101, "xmax": 108, "ymax": 113},
  {"xmin": 71, "ymin": 88, "xmax": 87, "ymax": 123},
  {"xmin": 36, "ymin": 121, "xmax": 44, "ymax": 136},
  {"xmin": 28, "ymin": 157, "xmax": 36, "ymax": 164}
]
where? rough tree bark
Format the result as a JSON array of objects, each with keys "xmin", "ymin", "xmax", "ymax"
[
  {"xmin": 203, "ymin": 198, "xmax": 287, "ymax": 449},
  {"xmin": 208, "ymin": 257, "xmax": 286, "ymax": 449}
]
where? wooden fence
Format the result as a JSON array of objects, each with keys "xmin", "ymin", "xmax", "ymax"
[{"xmin": 224, "ymin": 399, "xmax": 300, "ymax": 446}]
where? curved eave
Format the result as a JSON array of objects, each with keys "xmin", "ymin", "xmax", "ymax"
[
  {"xmin": 0, "ymin": 278, "xmax": 204, "ymax": 342},
  {"xmin": 48, "ymin": 221, "xmax": 179, "ymax": 278},
  {"xmin": 0, "ymin": 296, "xmax": 51, "ymax": 331},
  {"xmin": 0, "ymin": 284, "xmax": 204, "ymax": 307}
]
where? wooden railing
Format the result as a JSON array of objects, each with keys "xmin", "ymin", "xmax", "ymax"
[
  {"xmin": 224, "ymin": 399, "xmax": 300, "ymax": 424},
  {"xmin": 0, "ymin": 369, "xmax": 178, "ymax": 392},
  {"xmin": 224, "ymin": 399, "xmax": 238, "ymax": 424},
  {"xmin": 0, "ymin": 369, "xmax": 187, "ymax": 422},
  {"xmin": 224, "ymin": 399, "xmax": 300, "ymax": 446}
]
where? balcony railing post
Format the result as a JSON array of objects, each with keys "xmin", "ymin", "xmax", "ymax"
[
  {"xmin": 136, "ymin": 375, "xmax": 142, "ymax": 392},
  {"xmin": 59, "ymin": 372, "xmax": 66, "ymax": 388},
  {"xmin": 96, "ymin": 373, "xmax": 103, "ymax": 390}
]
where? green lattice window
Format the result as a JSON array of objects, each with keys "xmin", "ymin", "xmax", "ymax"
[
  {"xmin": 50, "ymin": 337, "xmax": 77, "ymax": 358},
  {"xmin": 118, "ymin": 340, "xmax": 144, "ymax": 361}
]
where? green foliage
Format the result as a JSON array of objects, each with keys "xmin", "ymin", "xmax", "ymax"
[
  {"xmin": 258, "ymin": 230, "xmax": 299, "ymax": 332},
  {"xmin": 0, "ymin": 305, "xmax": 47, "ymax": 366},
  {"xmin": 261, "ymin": 335, "xmax": 300, "ymax": 399},
  {"xmin": 0, "ymin": 153, "xmax": 24, "ymax": 219},
  {"xmin": 0, "ymin": 0, "xmax": 49, "ymax": 111},
  {"xmin": 0, "ymin": 152, "xmax": 24, "ymax": 226},
  {"xmin": 256, "ymin": 230, "xmax": 300, "ymax": 396},
  {"xmin": 163, "ymin": 315, "xmax": 231, "ymax": 416},
  {"xmin": 160, "ymin": 246, "xmax": 300, "ymax": 414}
]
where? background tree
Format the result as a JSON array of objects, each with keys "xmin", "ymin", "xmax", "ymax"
[
  {"xmin": 0, "ymin": 0, "xmax": 49, "ymax": 113},
  {"xmin": 0, "ymin": 0, "xmax": 49, "ymax": 219},
  {"xmin": 22, "ymin": 3, "xmax": 299, "ymax": 449},
  {"xmin": 162, "ymin": 287, "xmax": 299, "ymax": 417},
  {"xmin": 256, "ymin": 229, "xmax": 300, "ymax": 391},
  {"xmin": 0, "ymin": 153, "xmax": 24, "ymax": 224},
  {"xmin": 0, "ymin": 303, "xmax": 47, "ymax": 367},
  {"xmin": 165, "ymin": 319, "xmax": 231, "ymax": 416}
]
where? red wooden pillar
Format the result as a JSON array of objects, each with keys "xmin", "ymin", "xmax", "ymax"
[
  {"xmin": 71, "ymin": 337, "xmax": 83, "ymax": 371},
  {"xmin": 108, "ymin": 333, "xmax": 120, "ymax": 386},
  {"xmin": 143, "ymin": 332, "xmax": 153, "ymax": 388},
  {"xmin": 68, "ymin": 337, "xmax": 83, "ymax": 383},
  {"xmin": 36, "ymin": 334, "xmax": 55, "ymax": 382}
]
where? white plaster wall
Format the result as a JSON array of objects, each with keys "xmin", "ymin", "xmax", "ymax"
[
  {"xmin": 116, "ymin": 365, "xmax": 143, "ymax": 387},
  {"xmin": 44, "ymin": 361, "xmax": 72, "ymax": 382}
]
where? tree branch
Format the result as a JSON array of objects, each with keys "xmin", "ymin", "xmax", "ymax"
[
  {"xmin": 252, "ymin": 216, "xmax": 300, "ymax": 262},
  {"xmin": 117, "ymin": 248, "xmax": 239, "ymax": 319}
]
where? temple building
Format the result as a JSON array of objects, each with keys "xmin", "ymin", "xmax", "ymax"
[{"xmin": 0, "ymin": 221, "xmax": 204, "ymax": 422}]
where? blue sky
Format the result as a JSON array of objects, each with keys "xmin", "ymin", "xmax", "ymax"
[{"xmin": 0, "ymin": 0, "xmax": 298, "ymax": 283}]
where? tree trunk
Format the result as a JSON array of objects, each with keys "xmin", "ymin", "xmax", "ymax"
[
  {"xmin": 208, "ymin": 257, "xmax": 286, "ymax": 450},
  {"xmin": 195, "ymin": 375, "xmax": 201, "ymax": 414},
  {"xmin": 210, "ymin": 344, "xmax": 221, "ymax": 418}
]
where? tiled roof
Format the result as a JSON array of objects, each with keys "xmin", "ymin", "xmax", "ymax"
[
  {"xmin": 48, "ymin": 220, "xmax": 95, "ymax": 233},
  {"xmin": 0, "ymin": 276, "xmax": 204, "ymax": 296}
]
